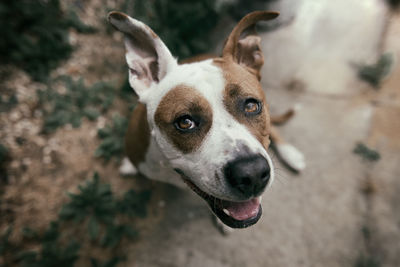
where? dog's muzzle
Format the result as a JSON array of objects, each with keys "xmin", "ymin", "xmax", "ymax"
[{"xmin": 175, "ymin": 154, "xmax": 271, "ymax": 229}]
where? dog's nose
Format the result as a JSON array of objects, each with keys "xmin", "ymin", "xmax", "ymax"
[{"xmin": 224, "ymin": 155, "xmax": 270, "ymax": 197}]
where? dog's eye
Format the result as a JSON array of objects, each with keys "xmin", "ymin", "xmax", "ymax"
[
  {"xmin": 244, "ymin": 98, "xmax": 262, "ymax": 115},
  {"xmin": 174, "ymin": 115, "xmax": 197, "ymax": 132}
]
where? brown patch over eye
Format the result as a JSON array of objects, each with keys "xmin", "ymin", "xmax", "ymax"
[
  {"xmin": 154, "ymin": 85, "xmax": 213, "ymax": 153},
  {"xmin": 213, "ymin": 58, "xmax": 271, "ymax": 149}
]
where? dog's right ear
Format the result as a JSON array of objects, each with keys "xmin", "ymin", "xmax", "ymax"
[{"xmin": 108, "ymin": 12, "xmax": 177, "ymax": 98}]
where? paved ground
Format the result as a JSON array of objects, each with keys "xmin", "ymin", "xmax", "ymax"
[{"xmin": 125, "ymin": 2, "xmax": 400, "ymax": 267}]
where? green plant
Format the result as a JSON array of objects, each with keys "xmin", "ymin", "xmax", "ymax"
[
  {"xmin": 0, "ymin": 173, "xmax": 151, "ymax": 266},
  {"xmin": 59, "ymin": 173, "xmax": 115, "ymax": 225},
  {"xmin": 125, "ymin": 0, "xmax": 226, "ymax": 59},
  {"xmin": 353, "ymin": 143, "xmax": 381, "ymax": 162},
  {"xmin": 0, "ymin": 227, "xmax": 13, "ymax": 260},
  {"xmin": 0, "ymin": 143, "xmax": 10, "ymax": 184},
  {"xmin": 101, "ymin": 224, "xmax": 137, "ymax": 248},
  {"xmin": 90, "ymin": 257, "xmax": 125, "ymax": 267},
  {"xmin": 95, "ymin": 115, "xmax": 128, "ymax": 162},
  {"xmin": 355, "ymin": 254, "xmax": 381, "ymax": 267},
  {"xmin": 38, "ymin": 76, "xmax": 115, "ymax": 133},
  {"xmin": 0, "ymin": 0, "xmax": 96, "ymax": 81},
  {"xmin": 59, "ymin": 173, "xmax": 148, "ymax": 246},
  {"xmin": 0, "ymin": 144, "xmax": 9, "ymax": 165},
  {"xmin": 358, "ymin": 53, "xmax": 394, "ymax": 88},
  {"xmin": 117, "ymin": 189, "xmax": 151, "ymax": 218},
  {"xmin": 18, "ymin": 222, "xmax": 80, "ymax": 267}
]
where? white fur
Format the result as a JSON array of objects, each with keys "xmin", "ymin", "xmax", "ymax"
[
  {"xmin": 111, "ymin": 12, "xmax": 275, "ymax": 203},
  {"xmin": 275, "ymin": 143, "xmax": 306, "ymax": 171},
  {"xmin": 137, "ymin": 134, "xmax": 186, "ymax": 189},
  {"xmin": 119, "ymin": 157, "xmax": 138, "ymax": 176},
  {"xmin": 141, "ymin": 60, "xmax": 274, "ymax": 201}
]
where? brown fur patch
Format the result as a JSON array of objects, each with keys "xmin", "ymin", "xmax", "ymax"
[
  {"xmin": 154, "ymin": 85, "xmax": 213, "ymax": 153},
  {"xmin": 108, "ymin": 11, "xmax": 128, "ymax": 22},
  {"xmin": 213, "ymin": 58, "xmax": 271, "ymax": 149},
  {"xmin": 125, "ymin": 103, "xmax": 151, "ymax": 165}
]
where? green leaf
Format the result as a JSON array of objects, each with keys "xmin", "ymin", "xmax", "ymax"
[
  {"xmin": 58, "ymin": 173, "xmax": 116, "ymax": 225},
  {"xmin": 22, "ymin": 227, "xmax": 39, "ymax": 239},
  {"xmin": 117, "ymin": 190, "xmax": 151, "ymax": 218},
  {"xmin": 97, "ymin": 127, "xmax": 112, "ymax": 139},
  {"xmin": 353, "ymin": 143, "xmax": 381, "ymax": 162},
  {"xmin": 0, "ymin": 144, "xmax": 9, "ymax": 163},
  {"xmin": 70, "ymin": 113, "xmax": 82, "ymax": 128},
  {"xmin": 16, "ymin": 250, "xmax": 38, "ymax": 262},
  {"xmin": 84, "ymin": 108, "xmax": 100, "ymax": 121},
  {"xmin": 95, "ymin": 114, "xmax": 128, "ymax": 162},
  {"xmin": 88, "ymin": 216, "xmax": 99, "ymax": 241},
  {"xmin": 91, "ymin": 257, "xmax": 124, "ymax": 267}
]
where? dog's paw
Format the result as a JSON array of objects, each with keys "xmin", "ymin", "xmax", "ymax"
[
  {"xmin": 276, "ymin": 144, "xmax": 306, "ymax": 172},
  {"xmin": 119, "ymin": 157, "xmax": 138, "ymax": 176},
  {"xmin": 212, "ymin": 214, "xmax": 234, "ymax": 235}
]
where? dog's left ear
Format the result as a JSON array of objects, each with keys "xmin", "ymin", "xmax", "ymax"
[
  {"xmin": 108, "ymin": 11, "xmax": 177, "ymax": 99},
  {"xmin": 223, "ymin": 11, "xmax": 279, "ymax": 80}
]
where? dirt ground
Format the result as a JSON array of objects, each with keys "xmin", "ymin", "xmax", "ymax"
[{"xmin": 1, "ymin": 1, "xmax": 400, "ymax": 267}]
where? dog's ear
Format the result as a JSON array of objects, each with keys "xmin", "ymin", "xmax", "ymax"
[
  {"xmin": 108, "ymin": 12, "xmax": 177, "ymax": 98},
  {"xmin": 222, "ymin": 11, "xmax": 279, "ymax": 80}
]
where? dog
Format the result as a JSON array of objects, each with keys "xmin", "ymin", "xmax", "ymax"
[{"xmin": 108, "ymin": 10, "xmax": 305, "ymax": 229}]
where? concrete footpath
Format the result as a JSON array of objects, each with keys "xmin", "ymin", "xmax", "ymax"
[{"xmin": 125, "ymin": 3, "xmax": 400, "ymax": 267}]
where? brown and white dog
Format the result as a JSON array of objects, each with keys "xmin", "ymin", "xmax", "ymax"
[{"xmin": 108, "ymin": 11, "xmax": 305, "ymax": 229}]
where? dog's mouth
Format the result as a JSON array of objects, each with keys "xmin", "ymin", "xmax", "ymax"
[{"xmin": 181, "ymin": 177, "xmax": 262, "ymax": 229}]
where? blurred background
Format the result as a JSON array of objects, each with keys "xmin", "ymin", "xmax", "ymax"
[{"xmin": 1, "ymin": 0, "xmax": 400, "ymax": 266}]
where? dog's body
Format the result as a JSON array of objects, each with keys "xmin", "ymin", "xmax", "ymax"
[{"xmin": 109, "ymin": 11, "xmax": 305, "ymax": 229}]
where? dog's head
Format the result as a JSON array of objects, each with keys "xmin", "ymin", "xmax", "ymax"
[{"xmin": 109, "ymin": 11, "xmax": 279, "ymax": 228}]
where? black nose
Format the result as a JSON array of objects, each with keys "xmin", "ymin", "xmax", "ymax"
[{"xmin": 224, "ymin": 155, "xmax": 270, "ymax": 197}]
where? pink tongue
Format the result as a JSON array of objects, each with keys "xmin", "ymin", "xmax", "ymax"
[{"xmin": 224, "ymin": 198, "xmax": 260, "ymax": 221}]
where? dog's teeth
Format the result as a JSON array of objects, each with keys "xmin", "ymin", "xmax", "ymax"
[
  {"xmin": 258, "ymin": 196, "xmax": 262, "ymax": 202},
  {"xmin": 223, "ymin": 208, "xmax": 230, "ymax": 216}
]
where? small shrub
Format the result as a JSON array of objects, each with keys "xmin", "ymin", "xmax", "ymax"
[
  {"xmin": 0, "ymin": 143, "xmax": 10, "ymax": 184},
  {"xmin": 59, "ymin": 173, "xmax": 148, "ymax": 246},
  {"xmin": 3, "ymin": 173, "xmax": 151, "ymax": 266},
  {"xmin": 95, "ymin": 115, "xmax": 128, "ymax": 162},
  {"xmin": 117, "ymin": 190, "xmax": 151, "ymax": 218},
  {"xmin": 353, "ymin": 143, "xmax": 381, "ymax": 162},
  {"xmin": 90, "ymin": 257, "xmax": 125, "ymax": 267},
  {"xmin": 0, "ymin": 227, "xmax": 13, "ymax": 260},
  {"xmin": 18, "ymin": 222, "xmax": 80, "ymax": 267},
  {"xmin": 0, "ymin": 0, "xmax": 96, "ymax": 81},
  {"xmin": 355, "ymin": 254, "xmax": 381, "ymax": 267},
  {"xmin": 0, "ymin": 144, "xmax": 9, "ymax": 165},
  {"xmin": 126, "ymin": 0, "xmax": 225, "ymax": 59},
  {"xmin": 358, "ymin": 53, "xmax": 394, "ymax": 88},
  {"xmin": 38, "ymin": 76, "xmax": 115, "ymax": 133},
  {"xmin": 101, "ymin": 224, "xmax": 137, "ymax": 248},
  {"xmin": 59, "ymin": 173, "xmax": 115, "ymax": 227}
]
